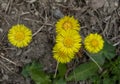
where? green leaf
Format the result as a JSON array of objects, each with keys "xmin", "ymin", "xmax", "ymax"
[
  {"xmin": 57, "ymin": 63, "xmax": 67, "ymax": 78},
  {"xmin": 90, "ymin": 52, "xmax": 105, "ymax": 65},
  {"xmin": 101, "ymin": 40, "xmax": 116, "ymax": 60},
  {"xmin": 22, "ymin": 61, "xmax": 51, "ymax": 84},
  {"xmin": 67, "ymin": 61, "xmax": 99, "ymax": 81},
  {"xmin": 53, "ymin": 78, "xmax": 66, "ymax": 84},
  {"xmin": 103, "ymin": 78, "xmax": 114, "ymax": 84},
  {"xmin": 90, "ymin": 74, "xmax": 101, "ymax": 84},
  {"xmin": 22, "ymin": 63, "xmax": 31, "ymax": 77}
]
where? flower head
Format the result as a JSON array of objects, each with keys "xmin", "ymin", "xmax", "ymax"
[
  {"xmin": 8, "ymin": 24, "xmax": 32, "ymax": 48},
  {"xmin": 84, "ymin": 33, "xmax": 104, "ymax": 53},
  {"xmin": 55, "ymin": 16, "xmax": 80, "ymax": 33},
  {"xmin": 56, "ymin": 30, "xmax": 81, "ymax": 56},
  {"xmin": 53, "ymin": 45, "xmax": 73, "ymax": 63}
]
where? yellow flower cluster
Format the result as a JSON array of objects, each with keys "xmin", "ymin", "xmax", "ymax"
[
  {"xmin": 8, "ymin": 24, "xmax": 32, "ymax": 48},
  {"xmin": 53, "ymin": 16, "xmax": 82, "ymax": 63},
  {"xmin": 7, "ymin": 16, "xmax": 104, "ymax": 64},
  {"xmin": 53, "ymin": 16, "xmax": 104, "ymax": 63}
]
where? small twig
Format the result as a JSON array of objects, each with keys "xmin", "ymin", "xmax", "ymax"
[
  {"xmin": 0, "ymin": 60, "xmax": 12, "ymax": 72},
  {"xmin": 23, "ymin": 18, "xmax": 53, "ymax": 26},
  {"xmin": 102, "ymin": 20, "xmax": 110, "ymax": 37},
  {"xmin": 32, "ymin": 25, "xmax": 44, "ymax": 37},
  {"xmin": 24, "ymin": 18, "xmax": 42, "ymax": 23},
  {"xmin": 20, "ymin": 12, "xmax": 30, "ymax": 16},
  {"xmin": 3, "ymin": 17, "xmax": 10, "ymax": 26},
  {"xmin": 0, "ymin": 42, "xmax": 8, "ymax": 53},
  {"xmin": 5, "ymin": 0, "xmax": 10, "ymax": 13},
  {"xmin": 0, "ymin": 55, "xmax": 18, "ymax": 66},
  {"xmin": 55, "ymin": 4, "xmax": 71, "ymax": 8},
  {"xmin": 5, "ymin": 0, "xmax": 13, "ymax": 14},
  {"xmin": 54, "ymin": 62, "xmax": 59, "ymax": 78},
  {"xmin": 1, "ymin": 32, "xmax": 7, "ymax": 42},
  {"xmin": 111, "ymin": 35, "xmax": 120, "ymax": 41},
  {"xmin": 81, "ymin": 26, "xmax": 87, "ymax": 29},
  {"xmin": 65, "ymin": 67, "xmax": 73, "ymax": 80},
  {"xmin": 113, "ymin": 41, "xmax": 120, "ymax": 46}
]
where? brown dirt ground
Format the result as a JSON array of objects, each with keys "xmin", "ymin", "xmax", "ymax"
[{"xmin": 0, "ymin": 0, "xmax": 120, "ymax": 84}]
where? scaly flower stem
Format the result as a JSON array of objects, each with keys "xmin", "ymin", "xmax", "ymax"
[
  {"xmin": 54, "ymin": 62, "xmax": 59, "ymax": 78},
  {"xmin": 85, "ymin": 50, "xmax": 102, "ymax": 71}
]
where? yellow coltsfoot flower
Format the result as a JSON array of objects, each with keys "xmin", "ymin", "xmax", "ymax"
[
  {"xmin": 56, "ymin": 30, "xmax": 82, "ymax": 56},
  {"xmin": 53, "ymin": 45, "xmax": 73, "ymax": 63},
  {"xmin": 84, "ymin": 33, "xmax": 104, "ymax": 53},
  {"xmin": 8, "ymin": 24, "xmax": 32, "ymax": 48},
  {"xmin": 55, "ymin": 16, "xmax": 80, "ymax": 33}
]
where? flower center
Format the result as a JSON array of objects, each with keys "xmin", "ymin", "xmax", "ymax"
[
  {"xmin": 15, "ymin": 32, "xmax": 25, "ymax": 41},
  {"xmin": 59, "ymin": 51, "xmax": 65, "ymax": 57},
  {"xmin": 91, "ymin": 39, "xmax": 98, "ymax": 47},
  {"xmin": 63, "ymin": 37, "xmax": 73, "ymax": 48},
  {"xmin": 63, "ymin": 21, "xmax": 72, "ymax": 30}
]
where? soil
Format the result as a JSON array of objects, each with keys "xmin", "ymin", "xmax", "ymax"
[{"xmin": 0, "ymin": 0, "xmax": 120, "ymax": 84}]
